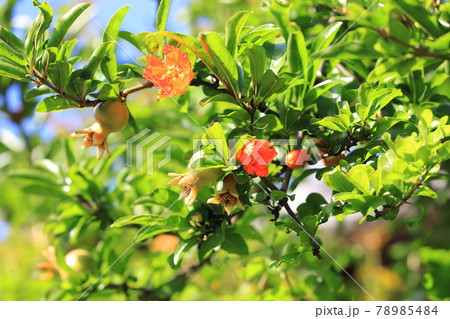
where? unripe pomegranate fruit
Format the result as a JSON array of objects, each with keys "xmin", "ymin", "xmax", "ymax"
[
  {"xmin": 71, "ymin": 99, "xmax": 129, "ymax": 159},
  {"xmin": 60, "ymin": 249, "xmax": 96, "ymax": 280},
  {"xmin": 94, "ymin": 99, "xmax": 129, "ymax": 133},
  {"xmin": 285, "ymin": 149, "xmax": 310, "ymax": 169}
]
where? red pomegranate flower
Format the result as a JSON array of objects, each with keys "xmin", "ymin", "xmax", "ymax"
[
  {"xmin": 143, "ymin": 45, "xmax": 195, "ymax": 99},
  {"xmin": 235, "ymin": 139, "xmax": 277, "ymax": 177}
]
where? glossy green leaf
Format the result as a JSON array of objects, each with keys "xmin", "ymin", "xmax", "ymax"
[
  {"xmin": 245, "ymin": 44, "xmax": 266, "ymax": 95},
  {"xmin": 24, "ymin": 1, "xmax": 53, "ymax": 56},
  {"xmin": 47, "ymin": 2, "xmax": 90, "ymax": 47},
  {"xmin": 394, "ymin": 0, "xmax": 445, "ymax": 39},
  {"xmin": 313, "ymin": 114, "xmax": 350, "ymax": 132},
  {"xmin": 269, "ymin": 0, "xmax": 295, "ymax": 40},
  {"xmin": 346, "ymin": 164, "xmax": 375, "ymax": 194},
  {"xmin": 79, "ymin": 42, "xmax": 114, "ymax": 79},
  {"xmin": 198, "ymin": 222, "xmax": 225, "ymax": 260},
  {"xmin": 47, "ymin": 62, "xmax": 72, "ymax": 92},
  {"xmin": 225, "ymin": 11, "xmax": 250, "ymax": 57},
  {"xmin": 0, "ymin": 26, "xmax": 27, "ymax": 64},
  {"xmin": 101, "ymin": 6, "xmax": 129, "ymax": 82},
  {"xmin": 304, "ymin": 80, "xmax": 343, "ymax": 106},
  {"xmin": 221, "ymin": 229, "xmax": 249, "ymax": 255},
  {"xmin": 259, "ymin": 69, "xmax": 285, "ymax": 101},
  {"xmin": 36, "ymin": 95, "xmax": 79, "ymax": 112},
  {"xmin": 0, "ymin": 59, "xmax": 30, "ymax": 82},
  {"xmin": 201, "ymin": 32, "xmax": 239, "ymax": 97},
  {"xmin": 287, "ymin": 31, "xmax": 308, "ymax": 75},
  {"xmin": 156, "ymin": 0, "xmax": 171, "ymax": 32},
  {"xmin": 323, "ymin": 167, "xmax": 354, "ymax": 192}
]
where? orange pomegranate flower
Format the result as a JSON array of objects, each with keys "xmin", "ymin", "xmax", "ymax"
[
  {"xmin": 235, "ymin": 139, "xmax": 278, "ymax": 177},
  {"xmin": 143, "ymin": 45, "xmax": 195, "ymax": 99}
]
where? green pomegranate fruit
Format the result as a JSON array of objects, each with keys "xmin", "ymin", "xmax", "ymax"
[
  {"xmin": 94, "ymin": 99, "xmax": 129, "ymax": 133},
  {"xmin": 71, "ymin": 99, "xmax": 129, "ymax": 159},
  {"xmin": 60, "ymin": 249, "xmax": 96, "ymax": 280}
]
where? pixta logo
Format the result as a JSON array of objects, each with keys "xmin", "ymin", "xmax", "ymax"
[{"xmin": 126, "ymin": 129, "xmax": 172, "ymax": 175}]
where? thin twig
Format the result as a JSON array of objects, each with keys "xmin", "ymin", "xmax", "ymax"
[{"xmin": 376, "ymin": 29, "xmax": 450, "ymax": 61}]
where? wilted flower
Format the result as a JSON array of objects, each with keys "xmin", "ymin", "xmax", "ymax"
[
  {"xmin": 236, "ymin": 139, "xmax": 277, "ymax": 177},
  {"xmin": 37, "ymin": 246, "xmax": 58, "ymax": 281},
  {"xmin": 207, "ymin": 174, "xmax": 244, "ymax": 215},
  {"xmin": 144, "ymin": 45, "xmax": 195, "ymax": 99},
  {"xmin": 71, "ymin": 100, "xmax": 129, "ymax": 159}
]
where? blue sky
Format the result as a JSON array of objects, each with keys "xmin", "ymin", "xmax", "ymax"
[{"xmin": 0, "ymin": 0, "xmax": 195, "ymax": 141}]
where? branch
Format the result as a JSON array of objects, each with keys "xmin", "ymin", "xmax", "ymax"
[
  {"xmin": 376, "ymin": 29, "xmax": 450, "ymax": 61},
  {"xmin": 260, "ymin": 176, "xmax": 302, "ymax": 227},
  {"xmin": 31, "ymin": 69, "xmax": 98, "ymax": 107},
  {"xmin": 121, "ymin": 82, "xmax": 154, "ymax": 98}
]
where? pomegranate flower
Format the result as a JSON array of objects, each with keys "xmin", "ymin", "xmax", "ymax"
[
  {"xmin": 235, "ymin": 139, "xmax": 277, "ymax": 177},
  {"xmin": 144, "ymin": 45, "xmax": 195, "ymax": 99},
  {"xmin": 168, "ymin": 168, "xmax": 222, "ymax": 207},
  {"xmin": 207, "ymin": 174, "xmax": 245, "ymax": 215},
  {"xmin": 71, "ymin": 100, "xmax": 129, "ymax": 159},
  {"xmin": 37, "ymin": 246, "xmax": 58, "ymax": 281}
]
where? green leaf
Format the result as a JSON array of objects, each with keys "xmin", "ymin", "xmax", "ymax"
[
  {"xmin": 221, "ymin": 229, "xmax": 249, "ymax": 255},
  {"xmin": 355, "ymin": 195, "xmax": 386, "ymax": 222},
  {"xmin": 24, "ymin": 86, "xmax": 53, "ymax": 101},
  {"xmin": 414, "ymin": 186, "xmax": 438, "ymax": 199},
  {"xmin": 313, "ymin": 114, "xmax": 350, "ymax": 132},
  {"xmin": 269, "ymin": 252, "xmax": 302, "ymax": 269},
  {"xmin": 203, "ymin": 122, "xmax": 229, "ymax": 162},
  {"xmin": 80, "ymin": 42, "xmax": 114, "ymax": 79},
  {"xmin": 304, "ymin": 80, "xmax": 343, "ymax": 106},
  {"xmin": 271, "ymin": 190, "xmax": 287, "ymax": 201},
  {"xmin": 201, "ymin": 32, "xmax": 239, "ymax": 97},
  {"xmin": 259, "ymin": 69, "xmax": 285, "ymax": 101},
  {"xmin": 394, "ymin": 0, "xmax": 445, "ymax": 39},
  {"xmin": 96, "ymin": 83, "xmax": 120, "ymax": 100},
  {"xmin": 24, "ymin": 1, "xmax": 53, "ymax": 57},
  {"xmin": 199, "ymin": 222, "xmax": 225, "ymax": 260},
  {"xmin": 311, "ymin": 22, "xmax": 343, "ymax": 52},
  {"xmin": 287, "ymin": 31, "xmax": 308, "ymax": 75},
  {"xmin": 132, "ymin": 188, "xmax": 184, "ymax": 210},
  {"xmin": 0, "ymin": 26, "xmax": 27, "ymax": 66},
  {"xmin": 346, "ymin": 164, "xmax": 375, "ymax": 194},
  {"xmin": 56, "ymin": 39, "xmax": 78, "ymax": 61},
  {"xmin": 406, "ymin": 203, "xmax": 426, "ymax": 230},
  {"xmin": 172, "ymin": 237, "xmax": 197, "ymax": 267},
  {"xmin": 323, "ymin": 167, "xmax": 354, "ymax": 192},
  {"xmin": 201, "ymin": 93, "xmax": 240, "ymax": 108},
  {"xmin": 8, "ymin": 169, "xmax": 59, "ymax": 185},
  {"xmin": 372, "ymin": 117, "xmax": 403, "ymax": 136},
  {"xmin": 245, "ymin": 44, "xmax": 266, "ymax": 95},
  {"xmin": 156, "ymin": 0, "xmax": 171, "ymax": 32},
  {"xmin": 36, "ymin": 96, "xmax": 78, "ymax": 112},
  {"xmin": 225, "ymin": 11, "xmax": 250, "ymax": 57},
  {"xmin": 310, "ymin": 42, "xmax": 383, "ymax": 60},
  {"xmin": 0, "ymin": 59, "xmax": 29, "ymax": 82},
  {"xmin": 112, "ymin": 214, "xmax": 161, "ymax": 228},
  {"xmin": 269, "ymin": 0, "xmax": 295, "ymax": 40},
  {"xmin": 47, "ymin": 2, "xmax": 91, "ymax": 47},
  {"xmin": 389, "ymin": 18, "xmax": 410, "ymax": 44},
  {"xmin": 47, "ymin": 62, "xmax": 72, "ymax": 92},
  {"xmin": 101, "ymin": 6, "xmax": 129, "ymax": 82}
]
